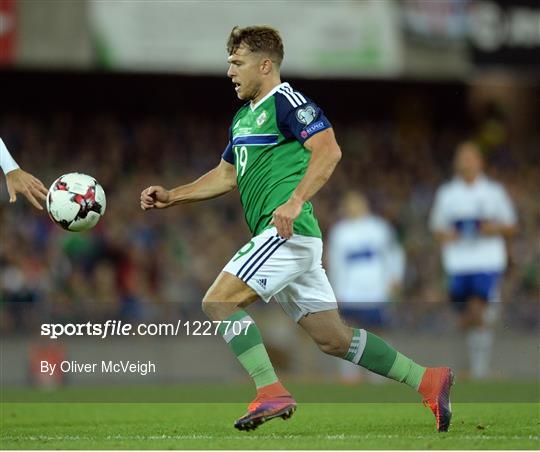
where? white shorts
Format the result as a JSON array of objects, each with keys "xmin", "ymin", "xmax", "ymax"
[{"xmin": 223, "ymin": 227, "xmax": 337, "ymax": 322}]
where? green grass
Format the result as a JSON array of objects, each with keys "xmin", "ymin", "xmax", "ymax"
[{"xmin": 1, "ymin": 383, "xmax": 539, "ymax": 449}]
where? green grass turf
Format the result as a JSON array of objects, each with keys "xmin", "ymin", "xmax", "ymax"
[{"xmin": 1, "ymin": 383, "xmax": 539, "ymax": 449}]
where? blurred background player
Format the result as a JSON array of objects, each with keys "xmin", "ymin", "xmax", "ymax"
[
  {"xmin": 328, "ymin": 190, "xmax": 405, "ymax": 383},
  {"xmin": 429, "ymin": 141, "xmax": 517, "ymax": 379},
  {"xmin": 0, "ymin": 138, "xmax": 48, "ymax": 210}
]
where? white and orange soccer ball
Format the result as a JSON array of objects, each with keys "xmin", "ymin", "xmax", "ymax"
[{"xmin": 46, "ymin": 172, "xmax": 106, "ymax": 231}]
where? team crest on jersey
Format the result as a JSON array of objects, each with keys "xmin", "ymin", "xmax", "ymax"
[
  {"xmin": 256, "ymin": 111, "xmax": 267, "ymax": 127},
  {"xmin": 296, "ymin": 105, "xmax": 316, "ymax": 125}
]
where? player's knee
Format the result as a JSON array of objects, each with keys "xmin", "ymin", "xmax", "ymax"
[
  {"xmin": 202, "ymin": 289, "xmax": 239, "ymax": 321},
  {"xmin": 201, "ymin": 296, "xmax": 216, "ymax": 319},
  {"xmin": 201, "ymin": 291, "xmax": 221, "ymax": 320}
]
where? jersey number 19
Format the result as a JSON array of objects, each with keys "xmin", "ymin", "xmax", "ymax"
[{"xmin": 233, "ymin": 146, "xmax": 248, "ymax": 177}]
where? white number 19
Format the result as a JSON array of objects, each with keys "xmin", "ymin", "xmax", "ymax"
[{"xmin": 233, "ymin": 145, "xmax": 248, "ymax": 177}]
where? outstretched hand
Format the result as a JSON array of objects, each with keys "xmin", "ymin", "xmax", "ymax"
[
  {"xmin": 270, "ymin": 197, "xmax": 303, "ymax": 239},
  {"xmin": 6, "ymin": 168, "xmax": 48, "ymax": 210},
  {"xmin": 140, "ymin": 185, "xmax": 170, "ymax": 210}
]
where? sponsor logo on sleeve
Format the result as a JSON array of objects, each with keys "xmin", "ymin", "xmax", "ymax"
[
  {"xmin": 296, "ymin": 105, "xmax": 317, "ymax": 125},
  {"xmin": 304, "ymin": 120, "xmax": 326, "ymax": 136}
]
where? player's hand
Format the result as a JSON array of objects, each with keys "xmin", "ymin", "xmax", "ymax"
[
  {"xmin": 5, "ymin": 168, "xmax": 48, "ymax": 210},
  {"xmin": 479, "ymin": 221, "xmax": 501, "ymax": 236},
  {"xmin": 140, "ymin": 186, "xmax": 170, "ymax": 210},
  {"xmin": 437, "ymin": 229, "xmax": 458, "ymax": 244},
  {"xmin": 270, "ymin": 197, "xmax": 303, "ymax": 239}
]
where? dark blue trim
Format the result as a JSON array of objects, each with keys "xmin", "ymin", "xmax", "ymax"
[
  {"xmin": 222, "ymin": 141, "xmax": 234, "ymax": 164},
  {"xmin": 243, "ymin": 239, "xmax": 287, "ymax": 282},
  {"xmin": 346, "ymin": 249, "xmax": 376, "ymax": 262},
  {"xmin": 232, "ymin": 135, "xmax": 278, "ymax": 146},
  {"xmin": 236, "ymin": 236, "xmax": 275, "ymax": 278},
  {"xmin": 238, "ymin": 237, "xmax": 281, "ymax": 280}
]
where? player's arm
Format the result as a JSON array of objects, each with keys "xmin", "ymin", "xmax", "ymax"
[
  {"xmin": 429, "ymin": 188, "xmax": 458, "ymax": 244},
  {"xmin": 433, "ymin": 229, "xmax": 459, "ymax": 244},
  {"xmin": 271, "ymin": 128, "xmax": 341, "ymax": 238},
  {"xmin": 383, "ymin": 224, "xmax": 406, "ymax": 294},
  {"xmin": 479, "ymin": 186, "xmax": 518, "ymax": 238},
  {"xmin": 140, "ymin": 159, "xmax": 236, "ymax": 210},
  {"xmin": 479, "ymin": 222, "xmax": 517, "ymax": 237},
  {"xmin": 1, "ymin": 138, "xmax": 48, "ymax": 210}
]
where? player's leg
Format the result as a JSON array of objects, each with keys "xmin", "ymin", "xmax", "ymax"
[
  {"xmin": 299, "ymin": 309, "xmax": 428, "ymax": 390},
  {"xmin": 464, "ymin": 273, "xmax": 501, "ymax": 379},
  {"xmin": 339, "ymin": 304, "xmax": 391, "ymax": 384},
  {"xmin": 297, "ymin": 309, "xmax": 453, "ymax": 431},
  {"xmin": 337, "ymin": 306, "xmax": 365, "ymax": 384},
  {"xmin": 449, "ymin": 272, "xmax": 498, "ymax": 379},
  {"xmin": 208, "ymin": 229, "xmax": 307, "ymax": 430},
  {"xmin": 203, "ymin": 271, "xmax": 295, "ymax": 431},
  {"xmin": 280, "ymin": 266, "xmax": 453, "ymax": 432}
]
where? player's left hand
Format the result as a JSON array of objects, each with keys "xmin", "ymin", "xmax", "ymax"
[
  {"xmin": 6, "ymin": 168, "xmax": 48, "ymax": 210},
  {"xmin": 270, "ymin": 197, "xmax": 303, "ymax": 239}
]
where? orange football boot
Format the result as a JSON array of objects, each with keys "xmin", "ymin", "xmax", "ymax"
[
  {"xmin": 234, "ymin": 381, "xmax": 296, "ymax": 431},
  {"xmin": 418, "ymin": 367, "xmax": 455, "ymax": 432}
]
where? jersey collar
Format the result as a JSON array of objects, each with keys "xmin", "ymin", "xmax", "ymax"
[
  {"xmin": 455, "ymin": 173, "xmax": 487, "ymax": 187},
  {"xmin": 250, "ymin": 82, "xmax": 290, "ymax": 112}
]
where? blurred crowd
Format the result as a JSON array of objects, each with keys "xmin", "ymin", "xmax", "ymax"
[{"xmin": 1, "ymin": 106, "xmax": 538, "ymax": 334}]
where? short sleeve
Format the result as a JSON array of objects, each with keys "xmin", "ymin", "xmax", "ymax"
[
  {"xmin": 429, "ymin": 186, "xmax": 449, "ymax": 231},
  {"xmin": 493, "ymin": 184, "xmax": 517, "ymax": 225},
  {"xmin": 275, "ymin": 89, "xmax": 332, "ymax": 145},
  {"xmin": 0, "ymin": 137, "xmax": 20, "ymax": 175},
  {"xmin": 221, "ymin": 125, "xmax": 235, "ymax": 164}
]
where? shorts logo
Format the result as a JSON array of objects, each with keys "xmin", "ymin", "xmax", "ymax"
[
  {"xmin": 296, "ymin": 105, "xmax": 316, "ymax": 125},
  {"xmin": 256, "ymin": 111, "xmax": 267, "ymax": 127},
  {"xmin": 255, "ymin": 278, "xmax": 267, "ymax": 289}
]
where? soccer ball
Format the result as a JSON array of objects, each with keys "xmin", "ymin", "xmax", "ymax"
[{"xmin": 46, "ymin": 172, "xmax": 106, "ymax": 232}]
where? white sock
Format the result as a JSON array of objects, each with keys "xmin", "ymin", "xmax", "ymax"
[{"xmin": 467, "ymin": 328, "xmax": 494, "ymax": 379}]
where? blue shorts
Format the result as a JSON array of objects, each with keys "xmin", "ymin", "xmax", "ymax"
[
  {"xmin": 448, "ymin": 272, "xmax": 502, "ymax": 311},
  {"xmin": 339, "ymin": 303, "xmax": 390, "ymax": 328}
]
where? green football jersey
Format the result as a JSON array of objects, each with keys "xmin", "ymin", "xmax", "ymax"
[{"xmin": 222, "ymin": 82, "xmax": 332, "ymax": 238}]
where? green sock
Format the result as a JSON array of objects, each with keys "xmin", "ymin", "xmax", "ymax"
[
  {"xmin": 344, "ymin": 328, "xmax": 426, "ymax": 390},
  {"xmin": 218, "ymin": 310, "xmax": 278, "ymax": 389}
]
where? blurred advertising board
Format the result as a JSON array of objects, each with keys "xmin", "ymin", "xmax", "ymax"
[
  {"xmin": 398, "ymin": 0, "xmax": 470, "ymax": 79},
  {"xmin": 0, "ymin": 0, "xmax": 16, "ymax": 65},
  {"xmin": 14, "ymin": 0, "xmax": 91, "ymax": 68},
  {"xmin": 88, "ymin": 0, "xmax": 402, "ymax": 77},
  {"xmin": 401, "ymin": 0, "xmax": 469, "ymax": 42},
  {"xmin": 469, "ymin": 0, "xmax": 540, "ymax": 70}
]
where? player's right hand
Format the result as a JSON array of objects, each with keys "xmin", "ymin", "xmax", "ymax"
[
  {"xmin": 140, "ymin": 186, "xmax": 170, "ymax": 210},
  {"xmin": 6, "ymin": 168, "xmax": 48, "ymax": 210}
]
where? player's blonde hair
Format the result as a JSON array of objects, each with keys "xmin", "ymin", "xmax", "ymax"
[{"xmin": 227, "ymin": 26, "xmax": 284, "ymax": 66}]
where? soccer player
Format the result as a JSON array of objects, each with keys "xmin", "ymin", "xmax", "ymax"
[
  {"xmin": 140, "ymin": 26, "xmax": 453, "ymax": 432},
  {"xmin": 328, "ymin": 191, "xmax": 405, "ymax": 382},
  {"xmin": 430, "ymin": 142, "xmax": 517, "ymax": 379},
  {"xmin": 1, "ymin": 137, "xmax": 48, "ymax": 210}
]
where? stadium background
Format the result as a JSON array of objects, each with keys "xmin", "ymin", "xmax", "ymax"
[{"xmin": 1, "ymin": 0, "xmax": 539, "ymax": 394}]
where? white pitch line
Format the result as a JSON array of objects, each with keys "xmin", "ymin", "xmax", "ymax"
[{"xmin": 2, "ymin": 434, "xmax": 539, "ymax": 442}]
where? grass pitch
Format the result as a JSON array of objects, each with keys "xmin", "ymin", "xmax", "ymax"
[{"xmin": 1, "ymin": 382, "xmax": 538, "ymax": 449}]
